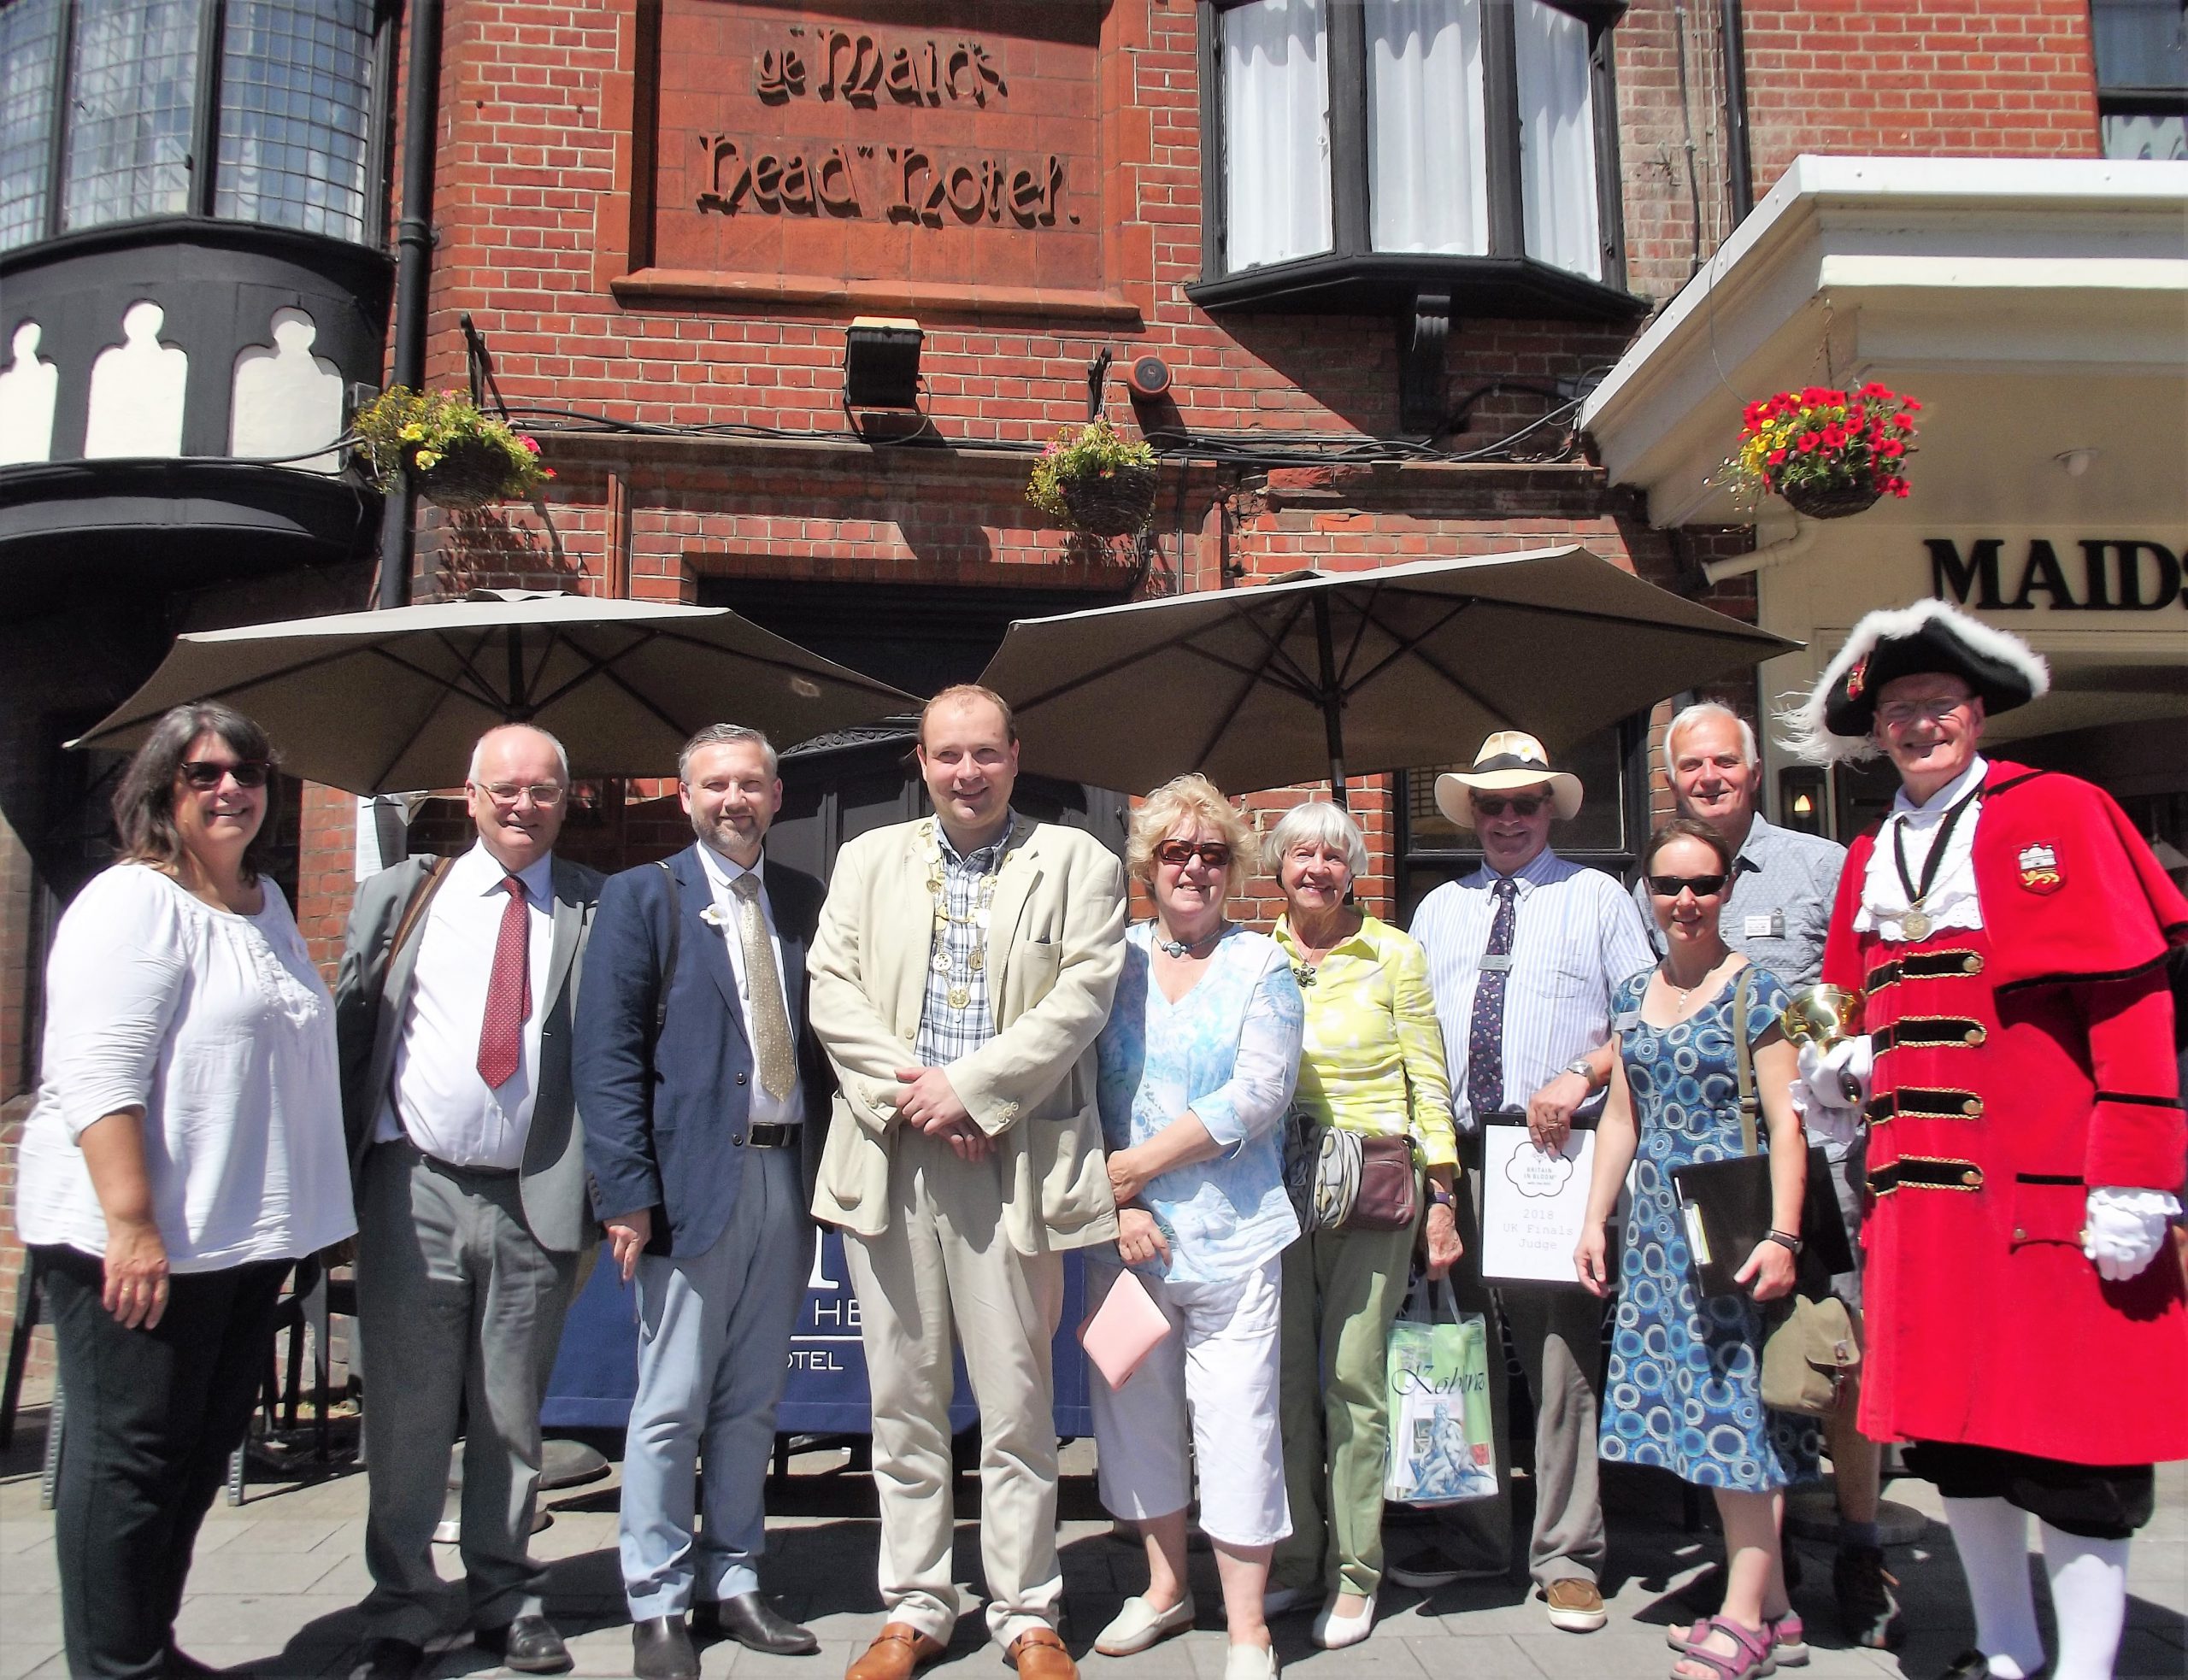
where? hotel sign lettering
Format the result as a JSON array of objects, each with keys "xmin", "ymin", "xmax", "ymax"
[
  {"xmin": 698, "ymin": 27, "xmax": 1073, "ymax": 229},
  {"xmin": 647, "ymin": 4, "xmax": 1104, "ymax": 302},
  {"xmin": 1928, "ymin": 537, "xmax": 2188, "ymax": 613}
]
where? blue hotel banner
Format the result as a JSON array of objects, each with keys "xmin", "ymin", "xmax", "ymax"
[{"xmin": 542, "ymin": 1228, "xmax": 1095, "ymax": 1437}]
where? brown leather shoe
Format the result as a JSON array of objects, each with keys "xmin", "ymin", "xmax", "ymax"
[
  {"xmin": 844, "ymin": 1622, "xmax": 947, "ymax": 1680},
  {"xmin": 1004, "ymin": 1627, "xmax": 1078, "ymax": 1679}
]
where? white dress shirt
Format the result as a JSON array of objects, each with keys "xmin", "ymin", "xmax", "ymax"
[
  {"xmin": 16, "ymin": 864, "xmax": 356, "ymax": 1269},
  {"xmin": 1855, "ymin": 755, "xmax": 1987, "ymax": 942},
  {"xmin": 376, "ymin": 842, "xmax": 557, "ymax": 1169},
  {"xmin": 696, "ymin": 842, "xmax": 803, "ymax": 1130}
]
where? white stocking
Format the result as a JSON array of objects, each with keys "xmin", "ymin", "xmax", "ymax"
[
  {"xmin": 2039, "ymin": 1523, "xmax": 2130, "ymax": 1680},
  {"xmin": 1940, "ymin": 1496, "xmax": 2043, "ymax": 1680}
]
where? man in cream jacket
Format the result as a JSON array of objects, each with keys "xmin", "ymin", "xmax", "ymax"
[{"xmin": 810, "ymin": 684, "xmax": 1125, "ymax": 1680}]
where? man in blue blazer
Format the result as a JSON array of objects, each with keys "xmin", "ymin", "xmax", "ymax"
[{"xmin": 576, "ymin": 724, "xmax": 829, "ymax": 1677}]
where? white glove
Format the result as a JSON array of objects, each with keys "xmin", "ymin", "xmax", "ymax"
[
  {"xmin": 2083, "ymin": 1186, "xmax": 2182, "ymax": 1282},
  {"xmin": 1791, "ymin": 1037, "xmax": 1873, "ymax": 1143}
]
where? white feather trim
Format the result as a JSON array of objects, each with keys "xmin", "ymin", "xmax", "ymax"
[{"xmin": 1773, "ymin": 598, "xmax": 2050, "ymax": 766}]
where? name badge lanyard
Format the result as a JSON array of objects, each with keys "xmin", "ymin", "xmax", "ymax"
[{"xmin": 1889, "ymin": 784, "xmax": 1981, "ymax": 942}]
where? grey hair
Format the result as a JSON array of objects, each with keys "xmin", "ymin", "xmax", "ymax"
[
  {"xmin": 1662, "ymin": 702, "xmax": 1759, "ymax": 773},
  {"xmin": 1262, "ymin": 800, "xmax": 1368, "ymax": 883},
  {"xmin": 468, "ymin": 723, "xmax": 570, "ymax": 785},
  {"xmin": 678, "ymin": 723, "xmax": 779, "ymax": 782}
]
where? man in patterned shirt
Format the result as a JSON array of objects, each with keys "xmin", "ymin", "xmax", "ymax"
[
  {"xmin": 1395, "ymin": 731, "xmax": 1655, "ymax": 1636},
  {"xmin": 809, "ymin": 684, "xmax": 1126, "ymax": 1680}
]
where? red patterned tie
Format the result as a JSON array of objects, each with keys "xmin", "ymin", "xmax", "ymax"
[{"xmin": 476, "ymin": 874, "xmax": 531, "ymax": 1090}]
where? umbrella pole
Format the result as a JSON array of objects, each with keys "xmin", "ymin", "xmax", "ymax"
[{"xmin": 1312, "ymin": 594, "xmax": 1349, "ymax": 810}]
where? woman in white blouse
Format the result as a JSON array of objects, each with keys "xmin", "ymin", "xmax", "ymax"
[{"xmin": 15, "ymin": 702, "xmax": 354, "ymax": 1679}]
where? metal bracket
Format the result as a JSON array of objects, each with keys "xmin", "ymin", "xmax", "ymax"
[{"xmin": 1397, "ymin": 290, "xmax": 1453, "ymax": 436}]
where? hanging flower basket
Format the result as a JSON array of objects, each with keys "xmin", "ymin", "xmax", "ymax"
[
  {"xmin": 1781, "ymin": 479, "xmax": 1883, "ymax": 521},
  {"xmin": 1027, "ymin": 419, "xmax": 1159, "ymax": 537},
  {"xmin": 353, "ymin": 385, "xmax": 554, "ymax": 508},
  {"xmin": 1724, "ymin": 381, "xmax": 1920, "ymax": 518}
]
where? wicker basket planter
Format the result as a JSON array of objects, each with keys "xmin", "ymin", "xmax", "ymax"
[
  {"xmin": 415, "ymin": 439, "xmax": 530, "ymax": 509},
  {"xmin": 1060, "ymin": 466, "xmax": 1159, "ymax": 537},
  {"xmin": 1782, "ymin": 479, "xmax": 1883, "ymax": 520}
]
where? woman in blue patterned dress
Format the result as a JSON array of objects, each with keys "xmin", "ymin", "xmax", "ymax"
[
  {"xmin": 1573, "ymin": 819, "xmax": 1815, "ymax": 1680},
  {"xmin": 1089, "ymin": 774, "xmax": 1306, "ymax": 1680}
]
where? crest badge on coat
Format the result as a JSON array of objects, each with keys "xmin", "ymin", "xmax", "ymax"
[{"xmin": 2016, "ymin": 842, "xmax": 2063, "ymax": 895}]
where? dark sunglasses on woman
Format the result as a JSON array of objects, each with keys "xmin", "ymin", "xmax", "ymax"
[
  {"xmin": 1648, "ymin": 872, "xmax": 1728, "ymax": 898},
  {"xmin": 178, "ymin": 760, "xmax": 271, "ymax": 790},
  {"xmin": 1156, "ymin": 840, "xmax": 1232, "ymax": 868}
]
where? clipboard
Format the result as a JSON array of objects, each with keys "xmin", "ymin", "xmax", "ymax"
[{"xmin": 1478, "ymin": 1111, "xmax": 1599, "ymax": 1287}]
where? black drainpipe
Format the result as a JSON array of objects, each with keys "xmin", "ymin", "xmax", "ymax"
[
  {"xmin": 1720, "ymin": 0, "xmax": 1754, "ymax": 224},
  {"xmin": 378, "ymin": 0, "xmax": 444, "ymax": 610}
]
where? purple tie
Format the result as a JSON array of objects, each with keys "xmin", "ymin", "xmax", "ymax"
[{"xmin": 1467, "ymin": 877, "xmax": 1518, "ymax": 1116}]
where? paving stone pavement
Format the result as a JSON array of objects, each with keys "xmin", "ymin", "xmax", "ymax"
[{"xmin": 1, "ymin": 1413, "xmax": 2180, "ymax": 1679}]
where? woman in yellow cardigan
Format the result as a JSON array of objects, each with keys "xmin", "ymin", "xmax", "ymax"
[{"xmin": 1263, "ymin": 801, "xmax": 1461, "ymax": 1650}]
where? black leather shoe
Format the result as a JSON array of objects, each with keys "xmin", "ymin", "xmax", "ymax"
[
  {"xmin": 168, "ymin": 1648, "xmax": 251, "ymax": 1678},
  {"xmin": 477, "ymin": 1615, "xmax": 573, "ymax": 1675},
  {"xmin": 703, "ymin": 1592, "xmax": 820, "ymax": 1655},
  {"xmin": 344, "ymin": 1638, "xmax": 426, "ymax": 1680},
  {"xmin": 1935, "ymin": 1654, "xmax": 2002, "ymax": 1680},
  {"xmin": 631, "ymin": 1616, "xmax": 700, "ymax": 1680}
]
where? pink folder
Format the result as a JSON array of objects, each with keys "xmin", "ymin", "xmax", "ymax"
[{"xmin": 1079, "ymin": 1267, "xmax": 1173, "ymax": 1389}]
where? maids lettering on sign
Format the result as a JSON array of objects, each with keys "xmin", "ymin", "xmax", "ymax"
[{"xmin": 1927, "ymin": 537, "xmax": 2188, "ymax": 612}]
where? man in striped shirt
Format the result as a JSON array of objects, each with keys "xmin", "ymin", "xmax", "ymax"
[{"xmin": 1394, "ymin": 731, "xmax": 1655, "ymax": 1635}]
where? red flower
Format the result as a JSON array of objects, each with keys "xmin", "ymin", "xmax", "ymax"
[
  {"xmin": 1903, "ymin": 399, "xmax": 1923, "ymax": 412},
  {"xmin": 1767, "ymin": 447, "xmax": 1788, "ymax": 465},
  {"xmin": 1797, "ymin": 432, "xmax": 1821, "ymax": 453},
  {"xmin": 1892, "ymin": 414, "xmax": 1915, "ymax": 432}
]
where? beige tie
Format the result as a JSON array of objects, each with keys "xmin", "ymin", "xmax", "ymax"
[{"xmin": 730, "ymin": 872, "xmax": 795, "ymax": 1099}]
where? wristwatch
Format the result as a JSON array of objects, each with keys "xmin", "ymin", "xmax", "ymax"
[
  {"xmin": 1428, "ymin": 1184, "xmax": 1456, "ymax": 1210},
  {"xmin": 1562, "ymin": 1056, "xmax": 1597, "ymax": 1088},
  {"xmin": 1765, "ymin": 1229, "xmax": 1804, "ymax": 1254}
]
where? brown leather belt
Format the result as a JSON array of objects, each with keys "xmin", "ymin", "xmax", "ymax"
[
  {"xmin": 1867, "ymin": 1087, "xmax": 1985, "ymax": 1122},
  {"xmin": 1866, "ymin": 949, "xmax": 1985, "ymax": 990},
  {"xmin": 1872, "ymin": 1016, "xmax": 1987, "ymax": 1051},
  {"xmin": 1867, "ymin": 1156, "xmax": 1985, "ymax": 1195},
  {"xmin": 747, "ymin": 1121, "xmax": 800, "ymax": 1150}
]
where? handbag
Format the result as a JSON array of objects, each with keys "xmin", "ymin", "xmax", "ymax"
[
  {"xmin": 1080, "ymin": 1267, "xmax": 1173, "ymax": 1389},
  {"xmin": 1383, "ymin": 1275, "xmax": 1499, "ymax": 1506},
  {"xmin": 1284, "ymin": 1113, "xmax": 1419, "ymax": 1233},
  {"xmin": 1672, "ymin": 967, "xmax": 1861, "ymax": 1418}
]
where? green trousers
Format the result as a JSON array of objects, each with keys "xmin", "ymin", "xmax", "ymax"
[{"xmin": 1271, "ymin": 1218, "xmax": 1418, "ymax": 1596}]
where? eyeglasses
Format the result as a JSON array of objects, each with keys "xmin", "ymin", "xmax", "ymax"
[
  {"xmin": 476, "ymin": 782, "xmax": 567, "ymax": 808},
  {"xmin": 178, "ymin": 760, "xmax": 269, "ymax": 790},
  {"xmin": 1877, "ymin": 695, "xmax": 1973, "ymax": 728},
  {"xmin": 1471, "ymin": 794, "xmax": 1546, "ymax": 819},
  {"xmin": 1156, "ymin": 840, "xmax": 1232, "ymax": 869},
  {"xmin": 1648, "ymin": 872, "xmax": 1728, "ymax": 898}
]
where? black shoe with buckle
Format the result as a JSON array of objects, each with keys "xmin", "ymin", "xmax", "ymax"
[
  {"xmin": 702, "ymin": 1592, "xmax": 820, "ymax": 1655},
  {"xmin": 476, "ymin": 1614, "xmax": 573, "ymax": 1674},
  {"xmin": 1833, "ymin": 1542, "xmax": 1905, "ymax": 1650}
]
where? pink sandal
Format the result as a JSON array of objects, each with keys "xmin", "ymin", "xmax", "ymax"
[
  {"xmin": 1667, "ymin": 1612, "xmax": 1806, "ymax": 1665},
  {"xmin": 1671, "ymin": 1614, "xmax": 1779, "ymax": 1680}
]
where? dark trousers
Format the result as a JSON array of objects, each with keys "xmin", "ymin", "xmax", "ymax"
[{"xmin": 41, "ymin": 1245, "xmax": 289, "ymax": 1679}]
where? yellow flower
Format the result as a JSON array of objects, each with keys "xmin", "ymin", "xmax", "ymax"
[{"xmin": 415, "ymin": 449, "xmax": 441, "ymax": 468}]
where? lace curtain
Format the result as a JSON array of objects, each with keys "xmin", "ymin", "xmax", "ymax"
[
  {"xmin": 1222, "ymin": 0, "xmax": 1333, "ymax": 270},
  {"xmin": 1367, "ymin": 0, "xmax": 1489, "ymax": 255},
  {"xmin": 1515, "ymin": 0, "xmax": 1602, "ymax": 280}
]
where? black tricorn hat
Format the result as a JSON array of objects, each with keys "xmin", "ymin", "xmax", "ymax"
[{"xmin": 1779, "ymin": 599, "xmax": 2050, "ymax": 764}]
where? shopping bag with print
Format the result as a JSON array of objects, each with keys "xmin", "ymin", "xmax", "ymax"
[{"xmin": 1383, "ymin": 1275, "xmax": 1498, "ymax": 1506}]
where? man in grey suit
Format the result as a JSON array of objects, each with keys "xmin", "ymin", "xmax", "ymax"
[{"xmin": 335, "ymin": 724, "xmax": 602, "ymax": 1680}]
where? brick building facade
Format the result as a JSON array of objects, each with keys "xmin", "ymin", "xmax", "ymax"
[{"xmin": 0, "ymin": 0, "xmax": 2139, "ymax": 1391}]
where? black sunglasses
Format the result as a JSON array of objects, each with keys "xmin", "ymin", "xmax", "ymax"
[
  {"xmin": 179, "ymin": 759, "xmax": 270, "ymax": 790},
  {"xmin": 1472, "ymin": 794, "xmax": 1547, "ymax": 818},
  {"xmin": 1156, "ymin": 840, "xmax": 1232, "ymax": 869},
  {"xmin": 1648, "ymin": 872, "xmax": 1728, "ymax": 898}
]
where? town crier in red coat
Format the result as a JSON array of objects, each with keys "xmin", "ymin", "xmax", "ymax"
[{"xmin": 1784, "ymin": 599, "xmax": 2186, "ymax": 1680}]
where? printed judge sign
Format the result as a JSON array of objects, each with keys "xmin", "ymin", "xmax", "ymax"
[{"xmin": 1479, "ymin": 1114, "xmax": 1599, "ymax": 1287}]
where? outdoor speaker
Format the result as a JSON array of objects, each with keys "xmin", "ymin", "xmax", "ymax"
[
  {"xmin": 1129, "ymin": 355, "xmax": 1172, "ymax": 399},
  {"xmin": 844, "ymin": 317, "xmax": 923, "ymax": 409}
]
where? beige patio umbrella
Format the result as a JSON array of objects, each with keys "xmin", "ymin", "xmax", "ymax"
[
  {"xmin": 977, "ymin": 545, "xmax": 1798, "ymax": 801},
  {"xmin": 75, "ymin": 590, "xmax": 917, "ymax": 792}
]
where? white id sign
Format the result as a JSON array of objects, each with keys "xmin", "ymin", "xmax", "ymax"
[{"xmin": 1479, "ymin": 1118, "xmax": 1597, "ymax": 1287}]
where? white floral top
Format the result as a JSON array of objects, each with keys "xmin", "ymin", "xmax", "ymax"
[{"xmin": 15, "ymin": 863, "xmax": 356, "ymax": 1269}]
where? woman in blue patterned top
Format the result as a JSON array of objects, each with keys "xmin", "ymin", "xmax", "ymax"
[
  {"xmin": 1574, "ymin": 819, "xmax": 1815, "ymax": 1680},
  {"xmin": 1090, "ymin": 774, "xmax": 1306, "ymax": 1680}
]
